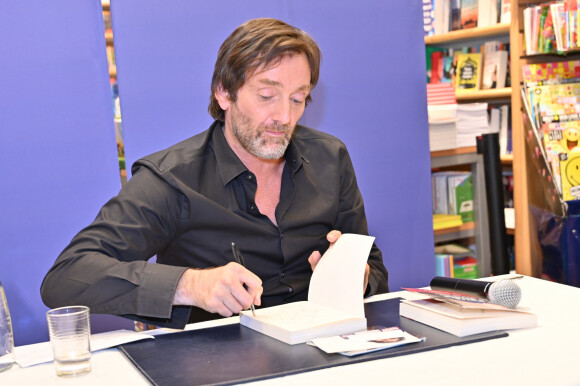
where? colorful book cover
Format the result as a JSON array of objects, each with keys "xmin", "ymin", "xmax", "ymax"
[
  {"xmin": 450, "ymin": 0, "xmax": 462, "ymax": 30},
  {"xmin": 453, "ymin": 256, "xmax": 478, "ymax": 279},
  {"xmin": 559, "ymin": 149, "xmax": 580, "ymax": 200},
  {"xmin": 447, "ymin": 173, "xmax": 474, "ymax": 223},
  {"xmin": 455, "ymin": 53, "xmax": 481, "ymax": 91},
  {"xmin": 543, "ymin": 121, "xmax": 580, "ymax": 192},
  {"xmin": 541, "ymin": 3, "xmax": 557, "ymax": 52},
  {"xmin": 460, "ymin": 0, "xmax": 478, "ymax": 29}
]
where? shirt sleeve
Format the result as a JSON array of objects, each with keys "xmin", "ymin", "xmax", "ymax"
[
  {"xmin": 40, "ymin": 167, "xmax": 192, "ymax": 328},
  {"xmin": 335, "ymin": 145, "xmax": 390, "ymax": 296}
]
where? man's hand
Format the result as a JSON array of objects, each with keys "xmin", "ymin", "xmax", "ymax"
[
  {"xmin": 173, "ymin": 263, "xmax": 262, "ymax": 317},
  {"xmin": 308, "ymin": 230, "xmax": 371, "ymax": 293}
]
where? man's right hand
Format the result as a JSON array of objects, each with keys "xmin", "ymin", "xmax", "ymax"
[{"xmin": 173, "ymin": 263, "xmax": 263, "ymax": 317}]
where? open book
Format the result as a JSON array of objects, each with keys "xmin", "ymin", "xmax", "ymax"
[
  {"xmin": 240, "ymin": 233, "xmax": 373, "ymax": 345},
  {"xmin": 400, "ymin": 287, "xmax": 537, "ymax": 337}
]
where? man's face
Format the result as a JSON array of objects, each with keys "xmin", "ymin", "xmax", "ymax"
[{"xmin": 220, "ymin": 53, "xmax": 311, "ymax": 160}]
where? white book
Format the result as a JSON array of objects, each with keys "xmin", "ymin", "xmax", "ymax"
[
  {"xmin": 482, "ymin": 50, "xmax": 508, "ymax": 89},
  {"xmin": 499, "ymin": 105, "xmax": 509, "ymax": 156},
  {"xmin": 478, "ymin": 0, "xmax": 491, "ymax": 27},
  {"xmin": 400, "ymin": 298, "xmax": 537, "ymax": 337},
  {"xmin": 240, "ymin": 234, "xmax": 373, "ymax": 345}
]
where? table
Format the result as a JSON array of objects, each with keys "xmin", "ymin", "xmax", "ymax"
[{"xmin": 2, "ymin": 276, "xmax": 579, "ymax": 385}]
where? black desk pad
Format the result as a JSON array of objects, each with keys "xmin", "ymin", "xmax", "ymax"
[{"xmin": 119, "ymin": 298, "xmax": 508, "ymax": 385}]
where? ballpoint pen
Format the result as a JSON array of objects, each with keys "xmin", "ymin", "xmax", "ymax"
[{"xmin": 231, "ymin": 242, "xmax": 256, "ymax": 316}]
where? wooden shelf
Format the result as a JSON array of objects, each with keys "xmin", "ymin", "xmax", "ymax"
[
  {"xmin": 456, "ymin": 87, "xmax": 512, "ymax": 102},
  {"xmin": 431, "ymin": 146, "xmax": 476, "ymax": 158},
  {"xmin": 501, "ymin": 154, "xmax": 513, "ymax": 165},
  {"xmin": 425, "ymin": 24, "xmax": 510, "ymax": 45},
  {"xmin": 434, "ymin": 221, "xmax": 474, "ymax": 237}
]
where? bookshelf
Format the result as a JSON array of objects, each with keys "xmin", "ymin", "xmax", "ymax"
[
  {"xmin": 510, "ymin": 1, "xmax": 580, "ymax": 277},
  {"xmin": 427, "ymin": 23, "xmax": 513, "ymax": 278},
  {"xmin": 431, "ymin": 146, "xmax": 491, "ymax": 277}
]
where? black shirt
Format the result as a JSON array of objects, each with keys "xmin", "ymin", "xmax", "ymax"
[{"xmin": 41, "ymin": 121, "xmax": 389, "ymax": 328}]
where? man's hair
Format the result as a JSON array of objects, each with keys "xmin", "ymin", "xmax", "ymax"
[{"xmin": 209, "ymin": 18, "xmax": 321, "ymax": 121}]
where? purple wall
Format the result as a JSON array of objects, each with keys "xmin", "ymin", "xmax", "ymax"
[
  {"xmin": 111, "ymin": 0, "xmax": 435, "ymax": 293},
  {"xmin": 0, "ymin": 0, "xmax": 133, "ymax": 345}
]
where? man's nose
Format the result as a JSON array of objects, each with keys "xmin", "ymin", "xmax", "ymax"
[{"xmin": 272, "ymin": 99, "xmax": 291, "ymax": 125}]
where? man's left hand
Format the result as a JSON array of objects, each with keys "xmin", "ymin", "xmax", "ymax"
[{"xmin": 308, "ymin": 230, "xmax": 370, "ymax": 293}]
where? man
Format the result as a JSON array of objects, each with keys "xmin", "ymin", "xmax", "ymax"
[{"xmin": 41, "ymin": 18, "xmax": 389, "ymax": 328}]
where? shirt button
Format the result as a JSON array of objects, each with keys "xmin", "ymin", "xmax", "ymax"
[
  {"xmin": 250, "ymin": 204, "xmax": 256, "ymax": 211},
  {"xmin": 280, "ymin": 233, "xmax": 284, "ymax": 239},
  {"xmin": 288, "ymin": 287, "xmax": 293, "ymax": 293},
  {"xmin": 246, "ymin": 174, "xmax": 253, "ymax": 180},
  {"xmin": 280, "ymin": 272, "xmax": 286, "ymax": 278}
]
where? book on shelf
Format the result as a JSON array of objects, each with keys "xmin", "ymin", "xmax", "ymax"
[
  {"xmin": 434, "ymin": 244, "xmax": 477, "ymax": 279},
  {"xmin": 455, "ymin": 52, "xmax": 481, "ymax": 92},
  {"xmin": 240, "ymin": 234, "xmax": 373, "ymax": 345},
  {"xmin": 500, "ymin": 0, "xmax": 511, "ymax": 24},
  {"xmin": 482, "ymin": 50, "xmax": 508, "ymax": 89},
  {"xmin": 433, "ymin": 213, "xmax": 463, "ymax": 230},
  {"xmin": 523, "ymin": 2, "xmax": 579, "ymax": 54},
  {"xmin": 400, "ymin": 287, "xmax": 537, "ymax": 337},
  {"xmin": 435, "ymin": 253, "xmax": 455, "ymax": 277},
  {"xmin": 450, "ymin": 0, "xmax": 461, "ymax": 31},
  {"xmin": 447, "ymin": 172, "xmax": 474, "ymax": 223},
  {"xmin": 460, "ymin": 0, "xmax": 478, "ymax": 29},
  {"xmin": 427, "ymin": 83, "xmax": 458, "ymax": 151},
  {"xmin": 456, "ymin": 103, "xmax": 489, "ymax": 147},
  {"xmin": 453, "ymin": 256, "xmax": 478, "ymax": 279}
]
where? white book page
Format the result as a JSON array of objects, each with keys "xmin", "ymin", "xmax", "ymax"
[{"xmin": 308, "ymin": 233, "xmax": 375, "ymax": 318}]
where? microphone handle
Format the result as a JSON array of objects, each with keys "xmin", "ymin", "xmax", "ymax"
[{"xmin": 429, "ymin": 276, "xmax": 493, "ymax": 299}]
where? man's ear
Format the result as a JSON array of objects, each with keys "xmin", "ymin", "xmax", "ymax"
[{"xmin": 214, "ymin": 85, "xmax": 231, "ymax": 111}]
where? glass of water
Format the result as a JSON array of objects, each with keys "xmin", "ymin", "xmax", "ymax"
[{"xmin": 46, "ymin": 305, "xmax": 91, "ymax": 377}]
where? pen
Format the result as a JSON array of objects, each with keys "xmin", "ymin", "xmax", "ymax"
[{"xmin": 231, "ymin": 242, "xmax": 256, "ymax": 316}]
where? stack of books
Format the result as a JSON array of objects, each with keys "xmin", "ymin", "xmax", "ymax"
[
  {"xmin": 427, "ymin": 83, "xmax": 458, "ymax": 151},
  {"xmin": 400, "ymin": 286, "xmax": 537, "ymax": 337},
  {"xmin": 456, "ymin": 103, "xmax": 490, "ymax": 147},
  {"xmin": 433, "ymin": 213, "xmax": 462, "ymax": 231}
]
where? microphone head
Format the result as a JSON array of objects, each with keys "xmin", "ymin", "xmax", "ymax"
[{"xmin": 488, "ymin": 279, "xmax": 521, "ymax": 308}]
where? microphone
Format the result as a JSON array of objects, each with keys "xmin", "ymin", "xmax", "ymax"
[{"xmin": 429, "ymin": 276, "xmax": 522, "ymax": 309}]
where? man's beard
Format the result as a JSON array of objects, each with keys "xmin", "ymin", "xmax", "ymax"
[{"xmin": 230, "ymin": 103, "xmax": 292, "ymax": 160}]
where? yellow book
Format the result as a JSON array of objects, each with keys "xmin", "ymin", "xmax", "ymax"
[
  {"xmin": 433, "ymin": 214, "xmax": 463, "ymax": 230},
  {"xmin": 455, "ymin": 53, "xmax": 481, "ymax": 92},
  {"xmin": 559, "ymin": 148, "xmax": 580, "ymax": 201}
]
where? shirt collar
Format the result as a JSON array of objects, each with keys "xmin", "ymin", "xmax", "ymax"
[{"xmin": 211, "ymin": 121, "xmax": 307, "ymax": 185}]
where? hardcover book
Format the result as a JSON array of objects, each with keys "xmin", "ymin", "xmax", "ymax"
[
  {"xmin": 240, "ymin": 234, "xmax": 373, "ymax": 345},
  {"xmin": 455, "ymin": 53, "xmax": 481, "ymax": 92}
]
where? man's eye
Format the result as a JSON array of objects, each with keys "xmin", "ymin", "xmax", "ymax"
[
  {"xmin": 259, "ymin": 95, "xmax": 273, "ymax": 101},
  {"xmin": 291, "ymin": 98, "xmax": 305, "ymax": 105}
]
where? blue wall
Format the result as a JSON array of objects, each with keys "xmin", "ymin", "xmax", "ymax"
[
  {"xmin": 112, "ymin": 0, "xmax": 435, "ymax": 293},
  {"xmin": 0, "ymin": 0, "xmax": 433, "ymax": 345},
  {"xmin": 0, "ymin": 0, "xmax": 133, "ymax": 346}
]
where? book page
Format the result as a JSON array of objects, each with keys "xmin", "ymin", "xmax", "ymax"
[{"xmin": 308, "ymin": 233, "xmax": 375, "ymax": 318}]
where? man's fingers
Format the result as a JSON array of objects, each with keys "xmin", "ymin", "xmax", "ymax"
[
  {"xmin": 326, "ymin": 230, "xmax": 342, "ymax": 243},
  {"xmin": 308, "ymin": 250, "xmax": 322, "ymax": 271}
]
